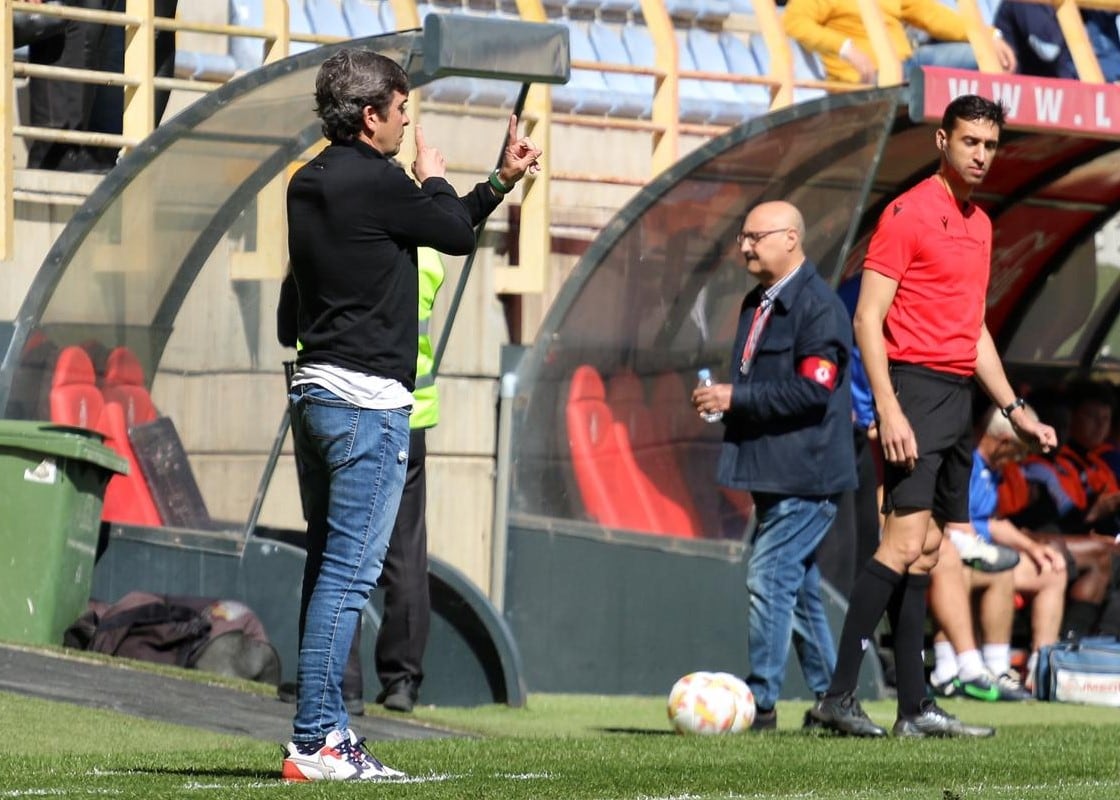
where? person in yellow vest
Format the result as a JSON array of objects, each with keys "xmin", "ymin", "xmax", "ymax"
[
  {"xmin": 275, "ymin": 247, "xmax": 444, "ymax": 715},
  {"xmin": 373, "ymin": 247, "xmax": 444, "ymax": 713}
]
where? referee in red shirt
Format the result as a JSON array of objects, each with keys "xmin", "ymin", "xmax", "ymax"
[{"xmin": 809, "ymin": 95, "xmax": 1057, "ymax": 738}]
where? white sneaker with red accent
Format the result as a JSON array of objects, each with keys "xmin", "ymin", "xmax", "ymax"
[{"xmin": 281, "ymin": 729, "xmax": 405, "ymax": 781}]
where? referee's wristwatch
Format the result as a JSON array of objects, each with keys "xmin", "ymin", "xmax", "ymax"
[{"xmin": 1000, "ymin": 397, "xmax": 1026, "ymax": 418}]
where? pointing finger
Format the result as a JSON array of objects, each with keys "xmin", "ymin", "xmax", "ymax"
[
  {"xmin": 415, "ymin": 125, "xmax": 426, "ymax": 150},
  {"xmin": 508, "ymin": 114, "xmax": 519, "ymax": 144}
]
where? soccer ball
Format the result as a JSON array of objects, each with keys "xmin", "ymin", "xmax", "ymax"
[{"xmin": 667, "ymin": 671, "xmax": 756, "ymax": 734}]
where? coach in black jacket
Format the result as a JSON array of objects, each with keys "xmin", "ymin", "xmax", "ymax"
[
  {"xmin": 281, "ymin": 49, "xmax": 540, "ymax": 782},
  {"xmin": 692, "ymin": 200, "xmax": 856, "ymax": 731}
]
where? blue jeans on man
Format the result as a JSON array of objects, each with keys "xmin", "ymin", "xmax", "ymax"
[
  {"xmin": 746, "ymin": 494, "xmax": 839, "ymax": 710},
  {"xmin": 907, "ymin": 41, "xmax": 979, "ymax": 73},
  {"xmin": 288, "ymin": 384, "xmax": 410, "ymax": 745}
]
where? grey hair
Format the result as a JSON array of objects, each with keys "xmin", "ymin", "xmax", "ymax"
[
  {"xmin": 984, "ymin": 403, "xmax": 1038, "ymax": 438},
  {"xmin": 314, "ymin": 49, "xmax": 409, "ymax": 143}
]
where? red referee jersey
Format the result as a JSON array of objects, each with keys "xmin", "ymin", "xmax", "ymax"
[{"xmin": 864, "ymin": 176, "xmax": 991, "ymax": 376}]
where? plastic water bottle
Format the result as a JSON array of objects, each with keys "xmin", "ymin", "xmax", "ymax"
[{"xmin": 696, "ymin": 368, "xmax": 722, "ymax": 423}]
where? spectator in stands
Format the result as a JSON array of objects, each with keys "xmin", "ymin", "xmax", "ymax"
[
  {"xmin": 282, "ymin": 48, "xmax": 539, "ymax": 782},
  {"xmin": 691, "ymin": 200, "xmax": 857, "ymax": 732},
  {"xmin": 783, "ymin": 0, "xmax": 1016, "ymax": 85},
  {"xmin": 995, "ymin": 2, "xmax": 1120, "ymax": 82},
  {"xmin": 809, "ymin": 95, "xmax": 1056, "ymax": 740},
  {"xmin": 25, "ymin": 0, "xmax": 178, "ymax": 172}
]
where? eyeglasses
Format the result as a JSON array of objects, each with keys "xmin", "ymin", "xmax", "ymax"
[{"xmin": 736, "ymin": 228, "xmax": 790, "ymax": 245}]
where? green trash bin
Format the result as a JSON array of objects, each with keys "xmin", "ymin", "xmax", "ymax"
[{"xmin": 0, "ymin": 421, "xmax": 128, "ymax": 645}]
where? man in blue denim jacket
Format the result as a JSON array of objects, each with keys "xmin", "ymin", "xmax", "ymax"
[{"xmin": 692, "ymin": 200, "xmax": 857, "ymax": 730}]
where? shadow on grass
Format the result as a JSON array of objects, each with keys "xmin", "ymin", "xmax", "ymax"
[
  {"xmin": 141, "ymin": 767, "xmax": 278, "ymax": 780},
  {"xmin": 595, "ymin": 727, "xmax": 676, "ymax": 736}
]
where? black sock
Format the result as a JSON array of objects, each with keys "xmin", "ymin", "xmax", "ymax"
[
  {"xmin": 889, "ymin": 573, "xmax": 931, "ymax": 718},
  {"xmin": 827, "ymin": 559, "xmax": 903, "ymax": 696},
  {"xmin": 1063, "ymin": 600, "xmax": 1102, "ymax": 638}
]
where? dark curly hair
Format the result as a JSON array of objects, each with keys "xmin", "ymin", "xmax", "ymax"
[
  {"xmin": 314, "ymin": 49, "xmax": 409, "ymax": 143},
  {"xmin": 940, "ymin": 94, "xmax": 1007, "ymax": 135}
]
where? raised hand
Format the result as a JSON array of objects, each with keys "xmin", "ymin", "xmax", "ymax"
[
  {"xmin": 496, "ymin": 114, "xmax": 543, "ymax": 187},
  {"xmin": 411, "ymin": 125, "xmax": 446, "ymax": 183}
]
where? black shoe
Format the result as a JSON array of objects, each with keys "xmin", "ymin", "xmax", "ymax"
[
  {"xmin": 802, "ymin": 708, "xmax": 825, "ymax": 731},
  {"xmin": 808, "ymin": 693, "xmax": 887, "ymax": 737},
  {"xmin": 750, "ymin": 707, "xmax": 776, "ymax": 732},
  {"xmin": 377, "ymin": 679, "xmax": 417, "ymax": 713},
  {"xmin": 892, "ymin": 699, "xmax": 996, "ymax": 738},
  {"xmin": 276, "ymin": 680, "xmax": 364, "ymax": 716},
  {"xmin": 344, "ymin": 694, "xmax": 366, "ymax": 717}
]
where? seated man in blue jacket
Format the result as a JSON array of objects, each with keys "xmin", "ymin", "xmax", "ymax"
[{"xmin": 692, "ymin": 200, "xmax": 857, "ymax": 731}]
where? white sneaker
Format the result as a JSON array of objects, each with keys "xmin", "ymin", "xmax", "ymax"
[
  {"xmin": 282, "ymin": 729, "xmax": 405, "ymax": 781},
  {"xmin": 951, "ymin": 534, "xmax": 1020, "ymax": 573},
  {"xmin": 347, "ymin": 729, "xmax": 407, "ymax": 779}
]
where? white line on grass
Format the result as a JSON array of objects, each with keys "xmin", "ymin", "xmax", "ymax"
[
  {"xmin": 176, "ymin": 774, "xmax": 460, "ymax": 790},
  {"xmin": 0, "ymin": 791, "xmax": 122, "ymax": 797}
]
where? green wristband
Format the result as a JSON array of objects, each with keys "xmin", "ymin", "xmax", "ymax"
[{"xmin": 489, "ymin": 170, "xmax": 514, "ymax": 195}]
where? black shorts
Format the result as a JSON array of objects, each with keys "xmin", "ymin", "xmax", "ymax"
[{"xmin": 881, "ymin": 362, "xmax": 973, "ymax": 524}]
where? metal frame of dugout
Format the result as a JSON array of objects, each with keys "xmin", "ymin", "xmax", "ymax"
[
  {"xmin": 496, "ymin": 70, "xmax": 1120, "ymax": 699},
  {"xmin": 0, "ymin": 16, "xmax": 570, "ymax": 708}
]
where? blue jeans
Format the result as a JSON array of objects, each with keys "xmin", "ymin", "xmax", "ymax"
[
  {"xmin": 288, "ymin": 384, "xmax": 410, "ymax": 743},
  {"xmin": 745, "ymin": 494, "xmax": 839, "ymax": 710},
  {"xmin": 1086, "ymin": 16, "xmax": 1120, "ymax": 82},
  {"xmin": 908, "ymin": 42, "xmax": 978, "ymax": 72}
]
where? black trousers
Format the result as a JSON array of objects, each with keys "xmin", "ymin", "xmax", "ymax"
[
  {"xmin": 343, "ymin": 428, "xmax": 431, "ymax": 698},
  {"xmin": 375, "ymin": 428, "xmax": 431, "ymax": 693}
]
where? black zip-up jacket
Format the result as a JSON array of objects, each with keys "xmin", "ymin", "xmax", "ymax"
[
  {"xmin": 286, "ymin": 139, "xmax": 500, "ymax": 390},
  {"xmin": 717, "ymin": 261, "xmax": 858, "ymax": 497}
]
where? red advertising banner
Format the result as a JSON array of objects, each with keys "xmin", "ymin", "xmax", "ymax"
[{"xmin": 910, "ymin": 67, "xmax": 1120, "ymax": 139}]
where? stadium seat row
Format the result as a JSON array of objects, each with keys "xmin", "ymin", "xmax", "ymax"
[{"xmin": 217, "ymin": 0, "xmax": 831, "ymax": 125}]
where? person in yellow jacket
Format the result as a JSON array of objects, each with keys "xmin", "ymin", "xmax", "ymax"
[
  {"xmin": 373, "ymin": 247, "xmax": 444, "ymax": 713},
  {"xmin": 782, "ymin": 0, "xmax": 1016, "ymax": 85}
]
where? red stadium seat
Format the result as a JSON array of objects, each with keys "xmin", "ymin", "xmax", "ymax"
[
  {"xmin": 606, "ymin": 370, "xmax": 700, "ymax": 537},
  {"xmin": 49, "ymin": 346, "xmax": 162, "ymax": 527},
  {"xmin": 649, "ymin": 371, "xmax": 754, "ymax": 536},
  {"xmin": 102, "ymin": 346, "xmax": 159, "ymax": 427},
  {"xmin": 565, "ymin": 365, "xmax": 688, "ymax": 536}
]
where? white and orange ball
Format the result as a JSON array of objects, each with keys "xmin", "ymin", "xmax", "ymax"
[{"xmin": 667, "ymin": 671, "xmax": 755, "ymax": 735}]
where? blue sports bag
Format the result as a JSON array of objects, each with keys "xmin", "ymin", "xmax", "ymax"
[{"xmin": 1035, "ymin": 636, "xmax": 1120, "ymax": 706}]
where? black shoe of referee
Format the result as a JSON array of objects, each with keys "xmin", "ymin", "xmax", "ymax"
[
  {"xmin": 808, "ymin": 692, "xmax": 887, "ymax": 737},
  {"xmin": 892, "ymin": 699, "xmax": 996, "ymax": 738}
]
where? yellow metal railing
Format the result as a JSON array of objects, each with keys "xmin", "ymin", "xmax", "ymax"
[{"xmin": 5, "ymin": 0, "xmax": 1117, "ymax": 272}]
